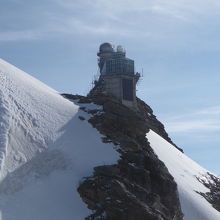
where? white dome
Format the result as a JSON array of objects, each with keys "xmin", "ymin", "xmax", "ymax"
[
  {"xmin": 99, "ymin": 42, "xmax": 114, "ymax": 53},
  {"xmin": 117, "ymin": 45, "xmax": 124, "ymax": 53}
]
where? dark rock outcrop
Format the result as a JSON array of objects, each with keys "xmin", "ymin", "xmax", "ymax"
[
  {"xmin": 197, "ymin": 172, "xmax": 220, "ymax": 212},
  {"xmin": 62, "ymin": 93, "xmax": 183, "ymax": 220},
  {"xmin": 62, "ymin": 93, "xmax": 182, "ymax": 153}
]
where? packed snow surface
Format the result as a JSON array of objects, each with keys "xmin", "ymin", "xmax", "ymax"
[
  {"xmin": 0, "ymin": 59, "xmax": 119, "ymax": 220},
  {"xmin": 147, "ymin": 130, "xmax": 220, "ymax": 220}
]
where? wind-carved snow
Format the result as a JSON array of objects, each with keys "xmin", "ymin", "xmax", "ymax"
[
  {"xmin": 147, "ymin": 130, "xmax": 220, "ymax": 220},
  {"xmin": 0, "ymin": 60, "xmax": 77, "ymax": 181},
  {"xmin": 0, "ymin": 59, "xmax": 119, "ymax": 220},
  {"xmin": 0, "ymin": 90, "xmax": 10, "ymax": 173}
]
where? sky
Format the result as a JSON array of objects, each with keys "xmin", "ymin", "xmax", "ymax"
[{"xmin": 1, "ymin": 0, "xmax": 220, "ymax": 174}]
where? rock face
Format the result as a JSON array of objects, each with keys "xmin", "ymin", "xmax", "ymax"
[
  {"xmin": 197, "ymin": 173, "xmax": 220, "ymax": 212},
  {"xmin": 62, "ymin": 93, "xmax": 183, "ymax": 220}
]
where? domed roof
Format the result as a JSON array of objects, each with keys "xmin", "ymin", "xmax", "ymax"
[{"xmin": 99, "ymin": 42, "xmax": 114, "ymax": 53}]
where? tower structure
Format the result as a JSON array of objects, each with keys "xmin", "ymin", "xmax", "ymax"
[{"xmin": 97, "ymin": 42, "xmax": 140, "ymax": 109}]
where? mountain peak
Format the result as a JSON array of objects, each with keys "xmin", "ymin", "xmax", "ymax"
[{"xmin": 0, "ymin": 59, "xmax": 220, "ymax": 220}]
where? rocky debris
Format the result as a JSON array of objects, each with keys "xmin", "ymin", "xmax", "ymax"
[
  {"xmin": 63, "ymin": 93, "xmax": 183, "ymax": 220},
  {"xmin": 78, "ymin": 116, "xmax": 86, "ymax": 121},
  {"xmin": 197, "ymin": 173, "xmax": 220, "ymax": 212},
  {"xmin": 62, "ymin": 93, "xmax": 182, "ymax": 152},
  {"xmin": 78, "ymin": 155, "xmax": 183, "ymax": 220},
  {"xmin": 62, "ymin": 93, "xmax": 92, "ymax": 103}
]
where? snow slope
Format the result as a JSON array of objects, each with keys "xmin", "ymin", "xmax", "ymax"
[
  {"xmin": 1, "ymin": 57, "xmax": 219, "ymax": 220},
  {"xmin": 147, "ymin": 130, "xmax": 220, "ymax": 220},
  {"xmin": 0, "ymin": 59, "xmax": 119, "ymax": 220}
]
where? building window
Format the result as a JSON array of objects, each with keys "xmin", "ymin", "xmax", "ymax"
[
  {"xmin": 122, "ymin": 79, "xmax": 133, "ymax": 101},
  {"xmin": 105, "ymin": 58, "xmax": 134, "ymax": 75}
]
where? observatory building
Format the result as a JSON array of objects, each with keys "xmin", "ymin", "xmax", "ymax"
[{"xmin": 96, "ymin": 42, "xmax": 140, "ymax": 109}]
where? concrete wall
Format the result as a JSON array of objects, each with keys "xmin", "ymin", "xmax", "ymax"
[
  {"xmin": 103, "ymin": 76, "xmax": 121, "ymax": 99},
  {"xmin": 102, "ymin": 74, "xmax": 137, "ymax": 109}
]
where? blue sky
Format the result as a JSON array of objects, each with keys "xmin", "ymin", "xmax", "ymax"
[{"xmin": 1, "ymin": 0, "xmax": 220, "ymax": 174}]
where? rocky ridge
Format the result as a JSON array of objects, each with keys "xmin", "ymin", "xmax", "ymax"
[
  {"xmin": 63, "ymin": 93, "xmax": 183, "ymax": 220},
  {"xmin": 197, "ymin": 173, "xmax": 220, "ymax": 212}
]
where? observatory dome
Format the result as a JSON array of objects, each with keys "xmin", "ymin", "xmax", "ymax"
[
  {"xmin": 117, "ymin": 45, "xmax": 124, "ymax": 53},
  {"xmin": 99, "ymin": 42, "xmax": 114, "ymax": 53}
]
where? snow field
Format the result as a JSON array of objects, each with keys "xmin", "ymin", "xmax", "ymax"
[
  {"xmin": 147, "ymin": 130, "xmax": 220, "ymax": 220},
  {"xmin": 0, "ymin": 59, "xmax": 119, "ymax": 220}
]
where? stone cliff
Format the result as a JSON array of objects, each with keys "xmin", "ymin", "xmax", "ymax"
[{"xmin": 62, "ymin": 93, "xmax": 183, "ymax": 220}]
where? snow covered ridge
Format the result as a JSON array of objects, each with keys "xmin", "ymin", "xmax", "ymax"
[
  {"xmin": 0, "ymin": 59, "xmax": 119, "ymax": 220},
  {"xmin": 147, "ymin": 130, "xmax": 220, "ymax": 220},
  {"xmin": 0, "ymin": 58, "xmax": 77, "ymax": 178},
  {"xmin": 0, "ymin": 57, "xmax": 220, "ymax": 220}
]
